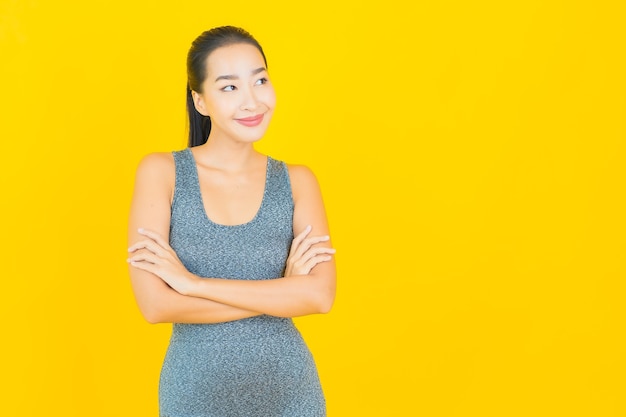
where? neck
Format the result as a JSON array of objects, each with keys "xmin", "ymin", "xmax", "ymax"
[{"xmin": 192, "ymin": 136, "xmax": 261, "ymax": 172}]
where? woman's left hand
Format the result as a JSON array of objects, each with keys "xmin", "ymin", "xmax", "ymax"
[{"xmin": 127, "ymin": 228, "xmax": 199, "ymax": 296}]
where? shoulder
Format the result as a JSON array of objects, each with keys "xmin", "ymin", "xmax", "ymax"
[
  {"xmin": 133, "ymin": 151, "xmax": 175, "ymax": 188},
  {"xmin": 136, "ymin": 151, "xmax": 175, "ymax": 171},
  {"xmin": 135, "ymin": 151, "xmax": 174, "ymax": 175},
  {"xmin": 286, "ymin": 163, "xmax": 322, "ymax": 202},
  {"xmin": 286, "ymin": 163, "xmax": 317, "ymax": 182}
]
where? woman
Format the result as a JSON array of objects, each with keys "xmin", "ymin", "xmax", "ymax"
[{"xmin": 127, "ymin": 26, "xmax": 336, "ymax": 416}]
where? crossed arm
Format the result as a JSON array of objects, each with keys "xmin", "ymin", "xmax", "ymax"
[{"xmin": 127, "ymin": 153, "xmax": 336, "ymax": 324}]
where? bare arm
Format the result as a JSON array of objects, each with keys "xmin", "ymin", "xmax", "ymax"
[
  {"xmin": 127, "ymin": 153, "xmax": 261, "ymax": 324},
  {"xmin": 128, "ymin": 164, "xmax": 337, "ymax": 318}
]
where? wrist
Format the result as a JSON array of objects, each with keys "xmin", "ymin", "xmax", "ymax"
[{"xmin": 183, "ymin": 271, "xmax": 202, "ymax": 297}]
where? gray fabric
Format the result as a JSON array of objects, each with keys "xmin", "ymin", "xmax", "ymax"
[{"xmin": 159, "ymin": 148, "xmax": 325, "ymax": 417}]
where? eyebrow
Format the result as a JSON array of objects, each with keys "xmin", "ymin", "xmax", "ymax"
[{"xmin": 214, "ymin": 67, "xmax": 267, "ymax": 83}]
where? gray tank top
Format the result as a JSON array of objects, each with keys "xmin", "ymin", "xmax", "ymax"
[
  {"xmin": 160, "ymin": 149, "xmax": 325, "ymax": 417},
  {"xmin": 168, "ymin": 148, "xmax": 295, "ymax": 340}
]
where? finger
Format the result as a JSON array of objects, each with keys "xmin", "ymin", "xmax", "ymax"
[
  {"xmin": 291, "ymin": 232, "xmax": 328, "ymax": 256},
  {"xmin": 292, "ymin": 246, "xmax": 334, "ymax": 267},
  {"xmin": 138, "ymin": 228, "xmax": 172, "ymax": 250},
  {"xmin": 302, "ymin": 246, "xmax": 336, "ymax": 259},
  {"xmin": 128, "ymin": 259, "xmax": 159, "ymax": 275},
  {"xmin": 127, "ymin": 251, "xmax": 160, "ymax": 265},
  {"xmin": 303, "ymin": 235, "xmax": 331, "ymax": 246},
  {"xmin": 292, "ymin": 235, "xmax": 331, "ymax": 259},
  {"xmin": 295, "ymin": 248, "xmax": 335, "ymax": 270},
  {"xmin": 291, "ymin": 247, "xmax": 335, "ymax": 267},
  {"xmin": 289, "ymin": 225, "xmax": 312, "ymax": 253},
  {"xmin": 128, "ymin": 239, "xmax": 167, "ymax": 257},
  {"xmin": 128, "ymin": 239, "xmax": 156, "ymax": 253},
  {"xmin": 300, "ymin": 255, "xmax": 333, "ymax": 274}
]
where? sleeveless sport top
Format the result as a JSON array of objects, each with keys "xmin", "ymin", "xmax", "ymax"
[{"xmin": 159, "ymin": 148, "xmax": 325, "ymax": 417}]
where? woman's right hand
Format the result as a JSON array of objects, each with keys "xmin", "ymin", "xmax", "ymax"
[{"xmin": 284, "ymin": 225, "xmax": 336, "ymax": 277}]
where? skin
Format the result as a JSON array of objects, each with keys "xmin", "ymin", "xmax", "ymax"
[{"xmin": 127, "ymin": 43, "xmax": 336, "ymax": 323}]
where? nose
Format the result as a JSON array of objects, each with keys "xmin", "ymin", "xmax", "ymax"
[{"xmin": 239, "ymin": 85, "xmax": 259, "ymax": 112}]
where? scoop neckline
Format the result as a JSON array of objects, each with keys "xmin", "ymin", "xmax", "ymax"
[{"xmin": 185, "ymin": 148, "xmax": 270, "ymax": 228}]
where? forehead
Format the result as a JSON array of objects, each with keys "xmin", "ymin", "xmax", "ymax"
[{"xmin": 205, "ymin": 43, "xmax": 266, "ymax": 77}]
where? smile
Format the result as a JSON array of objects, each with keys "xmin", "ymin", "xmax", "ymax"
[{"xmin": 235, "ymin": 114, "xmax": 264, "ymax": 127}]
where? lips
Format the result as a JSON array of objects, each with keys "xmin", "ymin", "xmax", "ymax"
[{"xmin": 235, "ymin": 114, "xmax": 264, "ymax": 127}]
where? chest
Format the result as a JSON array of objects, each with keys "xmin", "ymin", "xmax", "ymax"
[
  {"xmin": 169, "ymin": 151, "xmax": 294, "ymax": 279},
  {"xmin": 196, "ymin": 167, "xmax": 267, "ymax": 226}
]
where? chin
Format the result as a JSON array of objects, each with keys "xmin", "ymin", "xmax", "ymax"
[
  {"xmin": 232, "ymin": 132, "xmax": 264, "ymax": 144},
  {"xmin": 236, "ymin": 127, "xmax": 270, "ymax": 143}
]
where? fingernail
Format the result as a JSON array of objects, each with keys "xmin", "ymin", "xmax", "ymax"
[{"xmin": 138, "ymin": 228, "xmax": 144, "ymax": 233}]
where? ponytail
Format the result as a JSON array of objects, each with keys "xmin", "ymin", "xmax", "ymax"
[{"xmin": 186, "ymin": 84, "xmax": 211, "ymax": 147}]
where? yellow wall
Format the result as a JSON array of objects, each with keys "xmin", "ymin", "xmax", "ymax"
[{"xmin": 1, "ymin": 1, "xmax": 624, "ymax": 415}]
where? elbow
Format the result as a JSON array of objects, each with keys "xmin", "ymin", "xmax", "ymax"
[
  {"xmin": 133, "ymin": 284, "xmax": 173, "ymax": 324},
  {"xmin": 143, "ymin": 311, "xmax": 163, "ymax": 324},
  {"xmin": 286, "ymin": 290, "xmax": 334, "ymax": 317},
  {"xmin": 318, "ymin": 297, "xmax": 335, "ymax": 314},
  {"xmin": 314, "ymin": 290, "xmax": 335, "ymax": 314},
  {"xmin": 137, "ymin": 301, "xmax": 168, "ymax": 324},
  {"xmin": 316, "ymin": 302, "xmax": 333, "ymax": 315},
  {"xmin": 311, "ymin": 275, "xmax": 336, "ymax": 314}
]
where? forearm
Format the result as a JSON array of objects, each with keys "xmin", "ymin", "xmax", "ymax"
[
  {"xmin": 132, "ymin": 274, "xmax": 261, "ymax": 324},
  {"xmin": 152, "ymin": 291, "xmax": 261, "ymax": 324},
  {"xmin": 185, "ymin": 272, "xmax": 335, "ymax": 318}
]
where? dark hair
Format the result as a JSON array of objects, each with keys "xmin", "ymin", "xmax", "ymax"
[{"xmin": 186, "ymin": 26, "xmax": 268, "ymax": 147}]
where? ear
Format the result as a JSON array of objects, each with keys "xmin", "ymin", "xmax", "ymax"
[{"xmin": 191, "ymin": 90, "xmax": 210, "ymax": 116}]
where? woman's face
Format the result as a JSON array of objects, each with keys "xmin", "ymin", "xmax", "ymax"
[{"xmin": 193, "ymin": 43, "xmax": 276, "ymax": 144}]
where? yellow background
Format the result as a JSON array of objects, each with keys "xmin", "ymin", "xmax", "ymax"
[{"xmin": 1, "ymin": 0, "xmax": 624, "ymax": 415}]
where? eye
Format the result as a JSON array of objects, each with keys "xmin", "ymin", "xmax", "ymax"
[
  {"xmin": 221, "ymin": 85, "xmax": 236, "ymax": 92},
  {"xmin": 255, "ymin": 77, "xmax": 268, "ymax": 86}
]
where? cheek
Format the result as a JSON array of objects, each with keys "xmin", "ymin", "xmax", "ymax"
[
  {"xmin": 206, "ymin": 93, "xmax": 236, "ymax": 116},
  {"xmin": 261, "ymin": 87, "xmax": 277, "ymax": 109}
]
